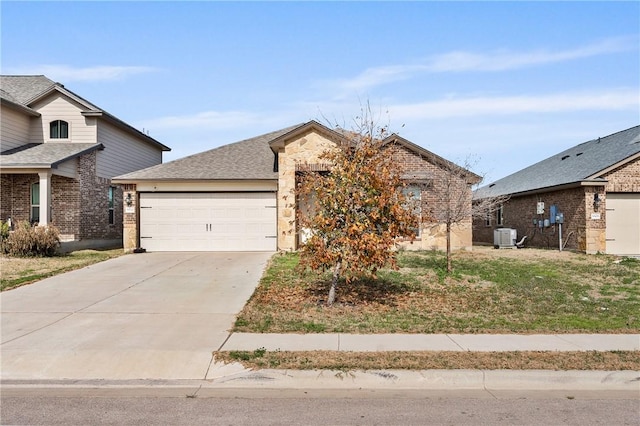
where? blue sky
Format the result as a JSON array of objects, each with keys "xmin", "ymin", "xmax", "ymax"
[{"xmin": 2, "ymin": 1, "xmax": 638, "ymax": 184}]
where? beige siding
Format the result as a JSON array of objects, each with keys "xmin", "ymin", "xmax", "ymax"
[
  {"xmin": 96, "ymin": 121, "xmax": 162, "ymax": 178},
  {"xmin": 53, "ymin": 158, "xmax": 78, "ymax": 179},
  {"xmin": 1, "ymin": 105, "xmax": 31, "ymax": 151},
  {"xmin": 30, "ymin": 94, "xmax": 97, "ymax": 144}
]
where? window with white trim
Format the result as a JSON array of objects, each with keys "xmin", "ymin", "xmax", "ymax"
[
  {"xmin": 108, "ymin": 187, "xmax": 115, "ymax": 225},
  {"xmin": 403, "ymin": 185, "xmax": 422, "ymax": 236},
  {"xmin": 485, "ymin": 213, "xmax": 492, "ymax": 227},
  {"xmin": 31, "ymin": 182, "xmax": 40, "ymax": 223},
  {"xmin": 496, "ymin": 204, "xmax": 504, "ymax": 226},
  {"xmin": 49, "ymin": 120, "xmax": 69, "ymax": 139}
]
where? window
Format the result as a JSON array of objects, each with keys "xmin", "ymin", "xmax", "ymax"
[
  {"xmin": 403, "ymin": 185, "xmax": 422, "ymax": 236},
  {"xmin": 108, "ymin": 187, "xmax": 115, "ymax": 225},
  {"xmin": 496, "ymin": 204, "xmax": 504, "ymax": 226},
  {"xmin": 31, "ymin": 182, "xmax": 40, "ymax": 223},
  {"xmin": 49, "ymin": 120, "xmax": 69, "ymax": 139},
  {"xmin": 485, "ymin": 213, "xmax": 492, "ymax": 227}
]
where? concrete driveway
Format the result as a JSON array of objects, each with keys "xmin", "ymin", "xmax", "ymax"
[{"xmin": 1, "ymin": 252, "xmax": 272, "ymax": 381}]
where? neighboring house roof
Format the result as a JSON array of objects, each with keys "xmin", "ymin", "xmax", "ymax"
[
  {"xmin": 0, "ymin": 75, "xmax": 57, "ymax": 104},
  {"xmin": 0, "ymin": 75, "xmax": 171, "ymax": 152},
  {"xmin": 475, "ymin": 125, "xmax": 640, "ymax": 199},
  {"xmin": 0, "ymin": 143, "xmax": 104, "ymax": 169},
  {"xmin": 114, "ymin": 124, "xmax": 303, "ymax": 181}
]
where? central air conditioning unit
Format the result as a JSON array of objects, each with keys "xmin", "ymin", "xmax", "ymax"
[{"xmin": 494, "ymin": 228, "xmax": 517, "ymax": 249}]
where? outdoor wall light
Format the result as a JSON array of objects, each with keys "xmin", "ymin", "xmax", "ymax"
[
  {"xmin": 593, "ymin": 193, "xmax": 601, "ymax": 210},
  {"xmin": 125, "ymin": 193, "xmax": 133, "ymax": 207}
]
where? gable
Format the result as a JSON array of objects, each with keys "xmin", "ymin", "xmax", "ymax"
[
  {"xmin": 476, "ymin": 125, "xmax": 640, "ymax": 199},
  {"xmin": 30, "ymin": 93, "xmax": 98, "ymax": 144}
]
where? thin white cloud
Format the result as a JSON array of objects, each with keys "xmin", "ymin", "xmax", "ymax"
[
  {"xmin": 4, "ymin": 65, "xmax": 158, "ymax": 82},
  {"xmin": 389, "ymin": 89, "xmax": 639, "ymax": 120},
  {"xmin": 139, "ymin": 109, "xmax": 299, "ymax": 132},
  {"xmin": 332, "ymin": 36, "xmax": 638, "ymax": 93}
]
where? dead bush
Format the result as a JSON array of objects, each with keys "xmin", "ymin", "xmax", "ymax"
[{"xmin": 4, "ymin": 221, "xmax": 60, "ymax": 257}]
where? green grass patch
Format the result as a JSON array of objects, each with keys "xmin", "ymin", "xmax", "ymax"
[{"xmin": 234, "ymin": 248, "xmax": 640, "ymax": 334}]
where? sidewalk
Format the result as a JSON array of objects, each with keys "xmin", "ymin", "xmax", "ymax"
[{"xmin": 220, "ymin": 333, "xmax": 640, "ymax": 352}]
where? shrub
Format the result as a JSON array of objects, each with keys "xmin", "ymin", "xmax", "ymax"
[
  {"xmin": 0, "ymin": 220, "xmax": 10, "ymax": 253},
  {"xmin": 4, "ymin": 221, "xmax": 60, "ymax": 257}
]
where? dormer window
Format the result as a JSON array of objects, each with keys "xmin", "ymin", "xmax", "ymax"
[{"xmin": 50, "ymin": 120, "xmax": 69, "ymax": 139}]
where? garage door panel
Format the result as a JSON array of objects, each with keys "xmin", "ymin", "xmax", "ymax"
[
  {"xmin": 606, "ymin": 193, "xmax": 640, "ymax": 256},
  {"xmin": 140, "ymin": 193, "xmax": 276, "ymax": 252}
]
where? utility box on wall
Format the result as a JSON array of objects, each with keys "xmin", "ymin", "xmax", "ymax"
[{"xmin": 494, "ymin": 228, "xmax": 517, "ymax": 249}]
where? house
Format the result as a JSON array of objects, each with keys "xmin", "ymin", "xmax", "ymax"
[
  {"xmin": 113, "ymin": 121, "xmax": 481, "ymax": 252},
  {"xmin": 0, "ymin": 75, "xmax": 170, "ymax": 250},
  {"xmin": 473, "ymin": 125, "xmax": 640, "ymax": 256}
]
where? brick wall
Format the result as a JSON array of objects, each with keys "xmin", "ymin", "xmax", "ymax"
[
  {"xmin": 388, "ymin": 143, "xmax": 474, "ymax": 250},
  {"xmin": 78, "ymin": 151, "xmax": 122, "ymax": 240},
  {"xmin": 602, "ymin": 157, "xmax": 640, "ymax": 192},
  {"xmin": 0, "ymin": 174, "xmax": 33, "ymax": 224},
  {"xmin": 473, "ymin": 157, "xmax": 639, "ymax": 253},
  {"xmin": 51, "ymin": 174, "xmax": 80, "ymax": 238},
  {"xmin": 473, "ymin": 185, "xmax": 606, "ymax": 252}
]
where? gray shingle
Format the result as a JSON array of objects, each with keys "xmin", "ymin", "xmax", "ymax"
[
  {"xmin": 0, "ymin": 143, "xmax": 103, "ymax": 168},
  {"xmin": 476, "ymin": 125, "xmax": 640, "ymax": 198},
  {"xmin": 0, "ymin": 75, "xmax": 56, "ymax": 104},
  {"xmin": 114, "ymin": 124, "xmax": 303, "ymax": 181}
]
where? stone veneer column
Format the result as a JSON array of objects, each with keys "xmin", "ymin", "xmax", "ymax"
[
  {"xmin": 122, "ymin": 184, "xmax": 138, "ymax": 252},
  {"xmin": 276, "ymin": 131, "xmax": 337, "ymax": 251}
]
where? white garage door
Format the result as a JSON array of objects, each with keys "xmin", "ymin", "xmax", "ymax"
[
  {"xmin": 140, "ymin": 192, "xmax": 277, "ymax": 252},
  {"xmin": 606, "ymin": 193, "xmax": 640, "ymax": 256}
]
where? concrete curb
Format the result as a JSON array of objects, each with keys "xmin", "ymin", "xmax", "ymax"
[{"xmin": 3, "ymin": 370, "xmax": 638, "ymax": 393}]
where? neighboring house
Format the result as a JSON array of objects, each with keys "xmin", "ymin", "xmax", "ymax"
[
  {"xmin": 0, "ymin": 75, "xmax": 170, "ymax": 250},
  {"xmin": 473, "ymin": 125, "xmax": 640, "ymax": 256},
  {"xmin": 114, "ymin": 121, "xmax": 480, "ymax": 252}
]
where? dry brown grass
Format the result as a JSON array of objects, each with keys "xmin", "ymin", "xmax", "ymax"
[
  {"xmin": 1, "ymin": 249, "xmax": 123, "ymax": 291},
  {"xmin": 234, "ymin": 247, "xmax": 640, "ymax": 334},
  {"xmin": 216, "ymin": 350, "xmax": 640, "ymax": 371}
]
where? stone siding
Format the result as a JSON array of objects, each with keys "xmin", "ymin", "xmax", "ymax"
[
  {"xmin": 277, "ymin": 130, "xmax": 337, "ymax": 250},
  {"xmin": 277, "ymin": 131, "xmax": 475, "ymax": 252},
  {"xmin": 122, "ymin": 184, "xmax": 138, "ymax": 252}
]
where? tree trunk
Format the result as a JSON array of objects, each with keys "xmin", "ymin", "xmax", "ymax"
[
  {"xmin": 446, "ymin": 221, "xmax": 452, "ymax": 273},
  {"xmin": 327, "ymin": 260, "xmax": 341, "ymax": 306}
]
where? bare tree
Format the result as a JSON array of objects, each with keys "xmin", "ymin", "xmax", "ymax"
[{"xmin": 430, "ymin": 157, "xmax": 508, "ymax": 273}]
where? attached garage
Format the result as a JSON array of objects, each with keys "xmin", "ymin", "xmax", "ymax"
[
  {"xmin": 606, "ymin": 193, "xmax": 640, "ymax": 256},
  {"xmin": 139, "ymin": 192, "xmax": 277, "ymax": 252}
]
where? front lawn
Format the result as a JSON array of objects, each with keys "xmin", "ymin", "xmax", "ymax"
[
  {"xmin": 0, "ymin": 249, "xmax": 124, "ymax": 291},
  {"xmin": 234, "ymin": 247, "xmax": 640, "ymax": 334}
]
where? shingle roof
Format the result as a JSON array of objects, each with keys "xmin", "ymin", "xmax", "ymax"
[
  {"xmin": 114, "ymin": 124, "xmax": 303, "ymax": 181},
  {"xmin": 0, "ymin": 75, "xmax": 56, "ymax": 104},
  {"xmin": 475, "ymin": 125, "xmax": 640, "ymax": 198},
  {"xmin": 1, "ymin": 75, "xmax": 170, "ymax": 152},
  {"xmin": 0, "ymin": 143, "xmax": 103, "ymax": 169}
]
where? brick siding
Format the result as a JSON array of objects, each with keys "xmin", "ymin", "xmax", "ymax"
[
  {"xmin": 1, "ymin": 151, "xmax": 123, "ymax": 242},
  {"xmin": 474, "ymin": 158, "xmax": 639, "ymax": 253}
]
